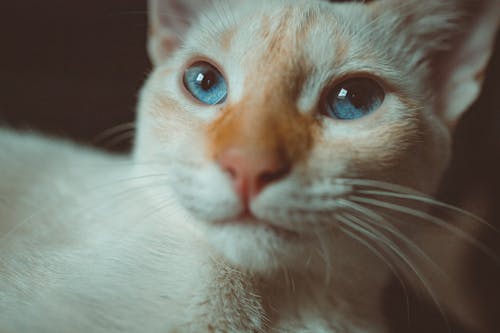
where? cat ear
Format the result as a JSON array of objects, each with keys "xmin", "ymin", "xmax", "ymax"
[
  {"xmin": 147, "ymin": 0, "xmax": 207, "ymax": 66},
  {"xmin": 435, "ymin": 1, "xmax": 499, "ymax": 128},
  {"xmin": 373, "ymin": 0, "xmax": 499, "ymax": 128}
]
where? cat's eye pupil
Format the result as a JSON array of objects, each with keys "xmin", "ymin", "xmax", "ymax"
[
  {"xmin": 326, "ymin": 78, "xmax": 384, "ymax": 120},
  {"xmin": 196, "ymin": 71, "xmax": 216, "ymax": 91},
  {"xmin": 183, "ymin": 61, "xmax": 227, "ymax": 105},
  {"xmin": 345, "ymin": 90, "xmax": 366, "ymax": 108}
]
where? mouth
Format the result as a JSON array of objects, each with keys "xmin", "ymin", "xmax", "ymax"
[
  {"xmin": 205, "ymin": 211, "xmax": 310, "ymax": 272},
  {"xmin": 215, "ymin": 212, "xmax": 300, "ymax": 239}
]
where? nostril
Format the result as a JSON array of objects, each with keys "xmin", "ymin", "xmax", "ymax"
[
  {"xmin": 224, "ymin": 165, "xmax": 237, "ymax": 179},
  {"xmin": 217, "ymin": 151, "xmax": 243, "ymax": 180},
  {"xmin": 216, "ymin": 148, "xmax": 292, "ymax": 199},
  {"xmin": 258, "ymin": 164, "xmax": 290, "ymax": 185}
]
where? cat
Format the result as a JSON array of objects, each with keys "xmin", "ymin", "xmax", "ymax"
[{"xmin": 0, "ymin": 0, "xmax": 499, "ymax": 332}]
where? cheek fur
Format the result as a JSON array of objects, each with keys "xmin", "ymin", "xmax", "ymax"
[{"xmin": 307, "ymin": 111, "xmax": 424, "ymax": 188}]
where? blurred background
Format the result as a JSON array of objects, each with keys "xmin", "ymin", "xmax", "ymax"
[
  {"xmin": 0, "ymin": 0, "xmax": 149, "ymax": 149},
  {"xmin": 0, "ymin": 1, "xmax": 498, "ymax": 332}
]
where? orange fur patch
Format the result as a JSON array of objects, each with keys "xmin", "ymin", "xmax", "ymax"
[
  {"xmin": 334, "ymin": 37, "xmax": 349, "ymax": 67},
  {"xmin": 220, "ymin": 28, "xmax": 236, "ymax": 51},
  {"xmin": 206, "ymin": 94, "xmax": 316, "ymax": 168},
  {"xmin": 259, "ymin": 15, "xmax": 271, "ymax": 39},
  {"xmin": 205, "ymin": 9, "xmax": 323, "ymax": 169}
]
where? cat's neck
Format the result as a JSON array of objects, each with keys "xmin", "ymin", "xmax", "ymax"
[
  {"xmin": 203, "ymin": 239, "xmax": 392, "ymax": 332},
  {"xmin": 265, "ymin": 261, "xmax": 389, "ymax": 330}
]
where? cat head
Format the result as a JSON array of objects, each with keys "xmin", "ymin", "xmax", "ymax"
[{"xmin": 134, "ymin": 0, "xmax": 499, "ymax": 272}]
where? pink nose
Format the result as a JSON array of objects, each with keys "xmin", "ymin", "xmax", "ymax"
[{"xmin": 217, "ymin": 148, "xmax": 291, "ymax": 204}]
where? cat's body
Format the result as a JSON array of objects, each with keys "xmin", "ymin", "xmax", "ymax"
[
  {"xmin": 0, "ymin": 130, "xmax": 243, "ymax": 332},
  {"xmin": 0, "ymin": 131, "xmax": 386, "ymax": 333},
  {"xmin": 1, "ymin": 0, "xmax": 499, "ymax": 332}
]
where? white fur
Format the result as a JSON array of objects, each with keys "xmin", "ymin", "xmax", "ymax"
[{"xmin": 1, "ymin": 0, "xmax": 499, "ymax": 332}]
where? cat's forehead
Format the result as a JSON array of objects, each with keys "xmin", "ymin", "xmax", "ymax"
[
  {"xmin": 191, "ymin": 0, "xmax": 370, "ymax": 60},
  {"xmin": 179, "ymin": 0, "xmax": 384, "ymax": 109}
]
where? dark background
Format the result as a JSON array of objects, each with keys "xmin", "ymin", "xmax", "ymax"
[
  {"xmin": 0, "ymin": 1, "xmax": 149, "ymax": 146},
  {"xmin": 0, "ymin": 1, "xmax": 499, "ymax": 332}
]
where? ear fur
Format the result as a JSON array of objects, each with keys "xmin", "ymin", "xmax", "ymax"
[
  {"xmin": 147, "ymin": 0, "xmax": 208, "ymax": 66},
  {"xmin": 437, "ymin": 1, "xmax": 500, "ymax": 128},
  {"xmin": 374, "ymin": 0, "xmax": 499, "ymax": 128}
]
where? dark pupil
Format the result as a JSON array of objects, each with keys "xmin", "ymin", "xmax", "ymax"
[
  {"xmin": 340, "ymin": 84, "xmax": 372, "ymax": 109},
  {"xmin": 196, "ymin": 70, "xmax": 217, "ymax": 91}
]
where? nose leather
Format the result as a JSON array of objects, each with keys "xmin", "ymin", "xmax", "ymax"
[{"xmin": 217, "ymin": 148, "xmax": 291, "ymax": 205}]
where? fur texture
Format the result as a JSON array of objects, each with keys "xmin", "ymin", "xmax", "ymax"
[{"xmin": 1, "ymin": 0, "xmax": 499, "ymax": 332}]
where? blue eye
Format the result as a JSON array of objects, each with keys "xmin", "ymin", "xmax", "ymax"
[
  {"xmin": 326, "ymin": 78, "xmax": 385, "ymax": 120},
  {"xmin": 183, "ymin": 61, "xmax": 227, "ymax": 105}
]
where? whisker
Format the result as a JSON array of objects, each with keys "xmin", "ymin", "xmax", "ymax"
[
  {"xmin": 92, "ymin": 122, "xmax": 136, "ymax": 145},
  {"xmin": 281, "ymin": 266, "xmax": 295, "ymax": 294},
  {"xmin": 337, "ymin": 178, "xmax": 424, "ymax": 196},
  {"xmin": 137, "ymin": 194, "xmax": 178, "ymax": 221},
  {"xmin": 356, "ymin": 189, "xmax": 499, "ymax": 234},
  {"xmin": 337, "ymin": 212, "xmax": 449, "ymax": 331},
  {"xmin": 315, "ymin": 229, "xmax": 333, "ymax": 284},
  {"xmin": 83, "ymin": 173, "xmax": 170, "ymax": 192},
  {"xmin": 350, "ymin": 195, "xmax": 500, "ymax": 265},
  {"xmin": 72, "ymin": 159, "xmax": 167, "ymax": 169},
  {"xmin": 338, "ymin": 214, "xmax": 417, "ymax": 278},
  {"xmin": 0, "ymin": 202, "xmax": 51, "ymax": 245},
  {"xmin": 103, "ymin": 131, "xmax": 135, "ymax": 149},
  {"xmin": 338, "ymin": 199, "xmax": 445, "ymax": 276},
  {"xmin": 336, "ymin": 217, "xmax": 411, "ymax": 324}
]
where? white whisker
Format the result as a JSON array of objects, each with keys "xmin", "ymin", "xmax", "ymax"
[
  {"xmin": 350, "ymin": 195, "xmax": 500, "ymax": 265},
  {"xmin": 356, "ymin": 189, "xmax": 499, "ymax": 234},
  {"xmin": 315, "ymin": 229, "xmax": 333, "ymax": 285},
  {"xmin": 92, "ymin": 122, "xmax": 136, "ymax": 145},
  {"xmin": 336, "ymin": 217, "xmax": 411, "ymax": 323},
  {"xmin": 0, "ymin": 202, "xmax": 50, "ymax": 245},
  {"xmin": 89, "ymin": 173, "xmax": 170, "ymax": 191},
  {"xmin": 337, "ymin": 213, "xmax": 449, "ymax": 330},
  {"xmin": 338, "ymin": 199, "xmax": 445, "ymax": 276},
  {"xmin": 103, "ymin": 131, "xmax": 135, "ymax": 149},
  {"xmin": 337, "ymin": 178, "xmax": 424, "ymax": 196}
]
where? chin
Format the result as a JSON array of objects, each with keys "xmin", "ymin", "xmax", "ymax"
[{"xmin": 205, "ymin": 223, "xmax": 313, "ymax": 273}]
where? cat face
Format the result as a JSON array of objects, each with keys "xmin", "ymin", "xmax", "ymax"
[{"xmin": 134, "ymin": 0, "xmax": 498, "ymax": 272}]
